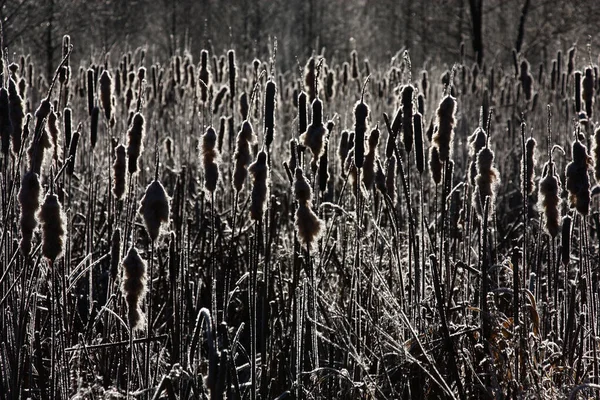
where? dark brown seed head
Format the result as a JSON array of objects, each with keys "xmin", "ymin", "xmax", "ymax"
[
  {"xmin": 8, "ymin": 78, "xmax": 25, "ymax": 155},
  {"xmin": 248, "ymin": 151, "xmax": 269, "ymax": 220},
  {"xmin": 565, "ymin": 139, "xmax": 592, "ymax": 216},
  {"xmin": 38, "ymin": 192, "xmax": 66, "ymax": 262},
  {"xmin": 99, "ymin": 70, "xmax": 113, "ymax": 120},
  {"xmin": 433, "ymin": 95, "xmax": 456, "ymax": 162},
  {"xmin": 113, "ymin": 145, "xmax": 127, "ymax": 200},
  {"xmin": 401, "ymin": 85, "xmax": 414, "ymax": 153},
  {"xmin": 121, "ymin": 246, "xmax": 147, "ymax": 330},
  {"xmin": 201, "ymin": 127, "xmax": 220, "ymax": 194},
  {"xmin": 233, "ymin": 120, "xmax": 256, "ymax": 193},
  {"xmin": 353, "ymin": 100, "xmax": 370, "ymax": 169},
  {"xmin": 139, "ymin": 179, "xmax": 171, "ymax": 242},
  {"xmin": 127, "ymin": 113, "xmax": 145, "ymax": 174},
  {"xmin": 538, "ymin": 161, "xmax": 561, "ymax": 237},
  {"xmin": 18, "ymin": 171, "xmax": 41, "ymax": 256}
]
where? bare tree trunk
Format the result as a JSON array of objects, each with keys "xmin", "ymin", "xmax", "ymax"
[
  {"xmin": 468, "ymin": 0, "xmax": 483, "ymax": 66},
  {"xmin": 515, "ymin": 0, "xmax": 530, "ymax": 53}
]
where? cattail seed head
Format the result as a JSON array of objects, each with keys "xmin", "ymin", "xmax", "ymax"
[
  {"xmin": 139, "ymin": 179, "xmax": 171, "ymax": 242},
  {"xmin": 401, "ymin": 85, "xmax": 414, "ymax": 153},
  {"xmin": 299, "ymin": 98, "xmax": 328, "ymax": 161},
  {"xmin": 574, "ymin": 71, "xmax": 582, "ymax": 113},
  {"xmin": 38, "ymin": 192, "xmax": 66, "ymax": 262},
  {"xmin": 110, "ymin": 228, "xmax": 121, "ymax": 282},
  {"xmin": 523, "ymin": 138, "xmax": 536, "ymax": 196},
  {"xmin": 583, "ymin": 67, "xmax": 594, "ymax": 118},
  {"xmin": 305, "ymin": 57, "xmax": 316, "ymax": 102},
  {"xmin": 414, "ymin": 112, "xmax": 425, "ymax": 174},
  {"xmin": 386, "ymin": 155, "xmax": 397, "ymax": 202},
  {"xmin": 566, "ymin": 138, "xmax": 592, "ymax": 216},
  {"xmin": 248, "ymin": 151, "xmax": 269, "ymax": 221},
  {"xmin": 433, "ymin": 94, "xmax": 456, "ymax": 163},
  {"xmin": 468, "ymin": 126, "xmax": 487, "ymax": 185},
  {"xmin": 29, "ymin": 100, "xmax": 53, "ymax": 174},
  {"xmin": 8, "ymin": 78, "xmax": 25, "ymax": 155},
  {"xmin": 561, "ymin": 215, "xmax": 572, "ymax": 265},
  {"xmin": 353, "ymin": 100, "xmax": 370, "ymax": 169},
  {"xmin": 99, "ymin": 70, "xmax": 113, "ymax": 121},
  {"xmin": 227, "ymin": 50, "xmax": 236, "ymax": 103},
  {"xmin": 18, "ymin": 171, "xmax": 41, "ymax": 256},
  {"xmin": 362, "ymin": 126, "xmax": 380, "ymax": 191},
  {"xmin": 429, "ymin": 145, "xmax": 442, "ymax": 185},
  {"xmin": 127, "ymin": 112, "xmax": 145, "ymax": 174},
  {"xmin": 538, "ymin": 161, "xmax": 562, "ymax": 238},
  {"xmin": 233, "ymin": 120, "xmax": 256, "ymax": 192},
  {"xmin": 264, "ymin": 80, "xmax": 276, "ymax": 148},
  {"xmin": 121, "ymin": 246, "xmax": 147, "ymax": 330},
  {"xmin": 240, "ymin": 92, "xmax": 249, "ymax": 121},
  {"xmin": 113, "ymin": 145, "xmax": 127, "ymax": 199},
  {"xmin": 201, "ymin": 127, "xmax": 220, "ymax": 193},
  {"xmin": 294, "ymin": 168, "xmax": 324, "ymax": 249},
  {"xmin": 63, "ymin": 107, "xmax": 72, "ymax": 149},
  {"xmin": 47, "ymin": 108, "xmax": 61, "ymax": 162},
  {"xmin": 339, "ymin": 130, "xmax": 350, "ymax": 164},
  {"xmin": 298, "ymin": 91, "xmax": 308, "ymax": 135},
  {"xmin": 519, "ymin": 60, "xmax": 533, "ymax": 101},
  {"xmin": 213, "ymin": 85, "xmax": 228, "ymax": 115},
  {"xmin": 473, "ymin": 147, "xmax": 500, "ymax": 218},
  {"xmin": 87, "ymin": 68, "xmax": 95, "ymax": 116},
  {"xmin": 0, "ymin": 87, "xmax": 13, "ymax": 156},
  {"xmin": 66, "ymin": 128, "xmax": 80, "ymax": 176}
]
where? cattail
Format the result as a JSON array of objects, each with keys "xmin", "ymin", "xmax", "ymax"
[
  {"xmin": 127, "ymin": 112, "xmax": 145, "ymax": 174},
  {"xmin": 110, "ymin": 228, "xmax": 122, "ymax": 282},
  {"xmin": 201, "ymin": 127, "xmax": 220, "ymax": 193},
  {"xmin": 594, "ymin": 126, "xmax": 600, "ymax": 184},
  {"xmin": 66, "ymin": 127, "xmax": 80, "ymax": 176},
  {"xmin": 561, "ymin": 215, "xmax": 572, "ymax": 265},
  {"xmin": 299, "ymin": 98, "xmax": 328, "ymax": 161},
  {"xmin": 294, "ymin": 168, "xmax": 324, "ymax": 249},
  {"xmin": 473, "ymin": 146, "xmax": 500, "ymax": 218},
  {"xmin": 38, "ymin": 191, "xmax": 66, "ymax": 261},
  {"xmin": 63, "ymin": 107, "xmax": 72, "ymax": 149},
  {"xmin": 90, "ymin": 106, "xmax": 99, "ymax": 149},
  {"xmin": 113, "ymin": 144, "xmax": 126, "ymax": 199},
  {"xmin": 565, "ymin": 137, "xmax": 592, "ymax": 215},
  {"xmin": 432, "ymin": 95, "xmax": 456, "ymax": 162},
  {"xmin": 199, "ymin": 50, "xmax": 211, "ymax": 104},
  {"xmin": 519, "ymin": 60, "xmax": 533, "ymax": 101},
  {"xmin": 264, "ymin": 80, "xmax": 276, "ymax": 148},
  {"xmin": 354, "ymin": 100, "xmax": 369, "ymax": 169},
  {"xmin": 248, "ymin": 151, "xmax": 269, "ymax": 220},
  {"xmin": 0, "ymin": 87, "xmax": 13, "ymax": 156},
  {"xmin": 213, "ymin": 86, "xmax": 228, "ymax": 115},
  {"xmin": 298, "ymin": 91, "xmax": 308, "ymax": 135},
  {"xmin": 339, "ymin": 130, "xmax": 350, "ymax": 163},
  {"xmin": 567, "ymin": 47, "xmax": 576, "ymax": 76},
  {"xmin": 121, "ymin": 246, "xmax": 147, "ymax": 330},
  {"xmin": 429, "ymin": 145, "xmax": 442, "ymax": 185},
  {"xmin": 362, "ymin": 126, "xmax": 380, "ymax": 191},
  {"xmin": 233, "ymin": 120, "xmax": 255, "ymax": 192},
  {"xmin": 325, "ymin": 70, "xmax": 335, "ymax": 101},
  {"xmin": 582, "ymin": 67, "xmax": 594, "ymax": 118},
  {"xmin": 401, "ymin": 85, "xmax": 414, "ymax": 153},
  {"xmin": 87, "ymin": 68, "xmax": 95, "ymax": 116},
  {"xmin": 8, "ymin": 78, "xmax": 24, "ymax": 155},
  {"xmin": 539, "ymin": 161, "xmax": 561, "ymax": 238},
  {"xmin": 99, "ymin": 70, "xmax": 112, "ymax": 121},
  {"xmin": 217, "ymin": 116, "xmax": 226, "ymax": 153},
  {"xmin": 47, "ymin": 108, "xmax": 61, "ymax": 161},
  {"xmin": 414, "ymin": 112, "xmax": 425, "ymax": 174},
  {"xmin": 522, "ymin": 137, "xmax": 536, "ymax": 196},
  {"xmin": 574, "ymin": 71, "xmax": 582, "ymax": 113},
  {"xmin": 391, "ymin": 107, "xmax": 402, "ymax": 137},
  {"xmin": 351, "ymin": 50, "xmax": 359, "ymax": 80},
  {"xmin": 240, "ymin": 92, "xmax": 249, "ymax": 121},
  {"xmin": 318, "ymin": 137, "xmax": 330, "ymax": 193},
  {"xmin": 139, "ymin": 179, "xmax": 171, "ymax": 242},
  {"xmin": 227, "ymin": 50, "xmax": 236, "ymax": 105},
  {"xmin": 305, "ymin": 57, "xmax": 316, "ymax": 102},
  {"xmin": 417, "ymin": 93, "xmax": 425, "ymax": 117},
  {"xmin": 29, "ymin": 100, "xmax": 53, "ymax": 174},
  {"xmin": 386, "ymin": 155, "xmax": 397, "ymax": 201},
  {"xmin": 18, "ymin": 171, "xmax": 41, "ymax": 256},
  {"xmin": 468, "ymin": 126, "xmax": 487, "ymax": 185}
]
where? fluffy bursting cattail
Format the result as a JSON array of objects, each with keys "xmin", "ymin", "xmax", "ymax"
[
  {"xmin": 127, "ymin": 112, "xmax": 145, "ymax": 174},
  {"xmin": 248, "ymin": 151, "xmax": 269, "ymax": 221},
  {"xmin": 429, "ymin": 145, "xmax": 443, "ymax": 185},
  {"xmin": 113, "ymin": 144, "xmax": 127, "ymax": 199},
  {"xmin": 8, "ymin": 78, "xmax": 25, "ymax": 155},
  {"xmin": 300, "ymin": 98, "xmax": 328, "ymax": 169},
  {"xmin": 47, "ymin": 108, "xmax": 61, "ymax": 162},
  {"xmin": 294, "ymin": 168, "xmax": 324, "ymax": 249},
  {"xmin": 201, "ymin": 127, "xmax": 220, "ymax": 193},
  {"xmin": 432, "ymin": 94, "xmax": 456, "ymax": 162},
  {"xmin": 467, "ymin": 126, "xmax": 487, "ymax": 186},
  {"xmin": 565, "ymin": 137, "xmax": 592, "ymax": 216},
  {"xmin": 473, "ymin": 144, "xmax": 500, "ymax": 218},
  {"xmin": 38, "ymin": 191, "xmax": 67, "ymax": 262},
  {"xmin": 121, "ymin": 246, "xmax": 147, "ymax": 330},
  {"xmin": 233, "ymin": 120, "xmax": 256, "ymax": 192},
  {"xmin": 18, "ymin": 171, "xmax": 41, "ymax": 256},
  {"xmin": 138, "ymin": 179, "xmax": 171, "ymax": 242}
]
